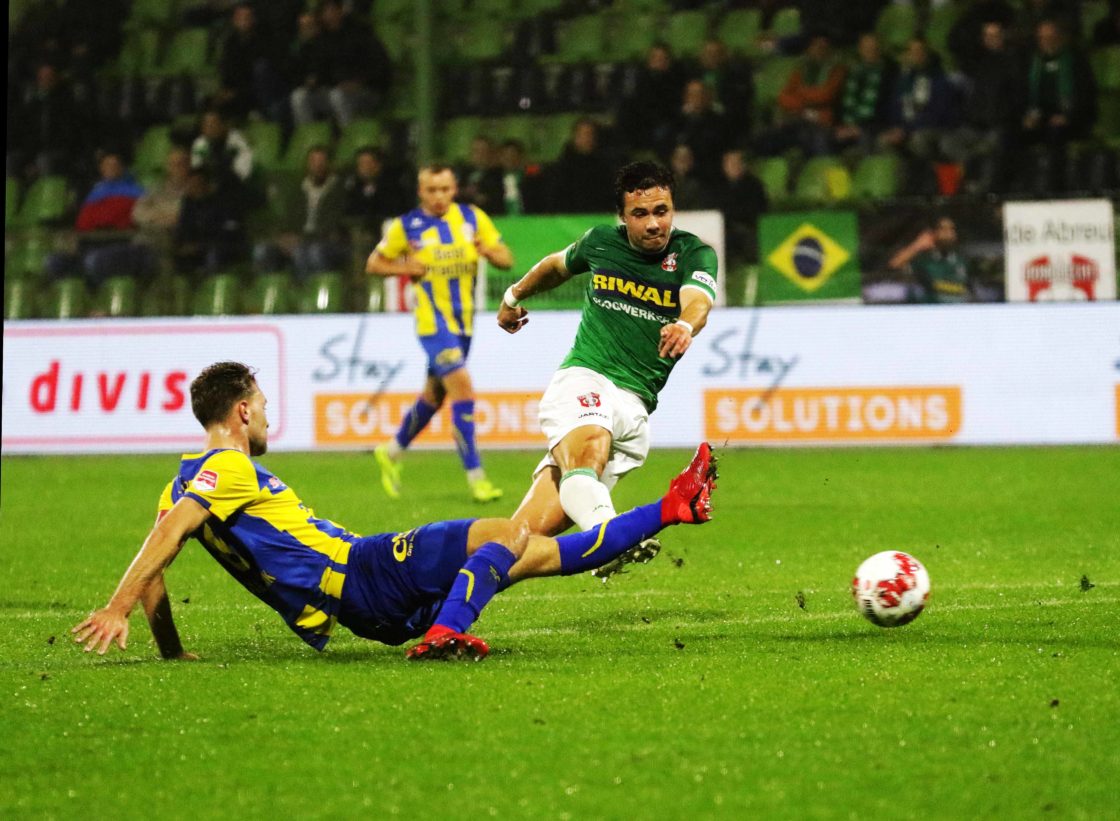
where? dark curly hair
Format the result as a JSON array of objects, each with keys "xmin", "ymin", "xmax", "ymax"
[
  {"xmin": 614, "ymin": 161, "xmax": 675, "ymax": 213},
  {"xmin": 190, "ymin": 361, "xmax": 258, "ymax": 428}
]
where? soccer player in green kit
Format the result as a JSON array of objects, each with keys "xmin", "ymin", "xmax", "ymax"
[{"xmin": 496, "ymin": 161, "xmax": 718, "ymax": 578}]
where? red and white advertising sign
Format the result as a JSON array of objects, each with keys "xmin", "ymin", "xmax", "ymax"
[
  {"xmin": 1004, "ymin": 199, "xmax": 1116, "ymax": 302},
  {"xmin": 2, "ymin": 322, "xmax": 285, "ymax": 452}
]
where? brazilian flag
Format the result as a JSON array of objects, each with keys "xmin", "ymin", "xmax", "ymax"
[{"xmin": 758, "ymin": 210, "xmax": 861, "ymax": 303}]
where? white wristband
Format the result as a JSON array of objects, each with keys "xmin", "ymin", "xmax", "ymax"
[
  {"xmin": 675, "ymin": 319, "xmax": 694, "ymax": 335},
  {"xmin": 503, "ymin": 286, "xmax": 521, "ymax": 308}
]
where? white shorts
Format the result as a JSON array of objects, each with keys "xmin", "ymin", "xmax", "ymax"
[{"xmin": 533, "ymin": 366, "xmax": 650, "ymax": 490}]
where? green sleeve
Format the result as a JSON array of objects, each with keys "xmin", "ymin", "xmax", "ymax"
[
  {"xmin": 681, "ymin": 244, "xmax": 719, "ymax": 300},
  {"xmin": 563, "ymin": 227, "xmax": 598, "ymax": 276}
]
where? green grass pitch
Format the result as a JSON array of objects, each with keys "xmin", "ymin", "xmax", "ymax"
[{"xmin": 2, "ymin": 446, "xmax": 1117, "ymax": 818}]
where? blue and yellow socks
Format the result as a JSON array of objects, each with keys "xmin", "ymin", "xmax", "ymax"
[
  {"xmin": 433, "ymin": 542, "xmax": 517, "ymax": 634},
  {"xmin": 556, "ymin": 502, "xmax": 664, "ymax": 576}
]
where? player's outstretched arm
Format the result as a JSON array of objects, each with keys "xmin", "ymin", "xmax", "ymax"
[
  {"xmin": 72, "ymin": 498, "xmax": 209, "ymax": 656},
  {"xmin": 658, "ymin": 288, "xmax": 714, "ymax": 359},
  {"xmin": 496, "ymin": 250, "xmax": 570, "ymax": 333},
  {"xmin": 140, "ymin": 573, "xmax": 197, "ymax": 661}
]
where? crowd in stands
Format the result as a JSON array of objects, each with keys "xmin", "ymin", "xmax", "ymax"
[{"xmin": 5, "ymin": 0, "xmax": 1120, "ymax": 318}]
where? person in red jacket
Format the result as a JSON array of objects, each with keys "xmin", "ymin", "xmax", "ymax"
[{"xmin": 756, "ymin": 33, "xmax": 847, "ymax": 157}]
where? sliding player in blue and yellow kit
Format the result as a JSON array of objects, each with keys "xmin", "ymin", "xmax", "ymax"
[
  {"xmin": 72, "ymin": 362, "xmax": 718, "ymax": 661},
  {"xmin": 366, "ymin": 165, "xmax": 513, "ymax": 504}
]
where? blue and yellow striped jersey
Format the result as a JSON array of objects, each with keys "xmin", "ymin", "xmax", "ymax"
[
  {"xmin": 158, "ymin": 449, "xmax": 356, "ymax": 650},
  {"xmin": 376, "ymin": 203, "xmax": 501, "ymax": 337}
]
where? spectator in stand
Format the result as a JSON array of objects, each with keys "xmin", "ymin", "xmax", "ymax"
[
  {"xmin": 255, "ymin": 146, "xmax": 347, "ymax": 281},
  {"xmin": 344, "ymin": 146, "xmax": 408, "ymax": 231},
  {"xmin": 833, "ymin": 32, "xmax": 897, "ymax": 154},
  {"xmin": 669, "ymin": 79, "xmax": 732, "ymax": 182},
  {"xmin": 7, "ymin": 63, "xmax": 85, "ymax": 181},
  {"xmin": 289, "ymin": 0, "xmax": 393, "ymax": 128},
  {"xmin": 174, "ymin": 168, "xmax": 247, "ymax": 277},
  {"xmin": 132, "ymin": 146, "xmax": 192, "ymax": 264},
  {"xmin": 879, "ymin": 38, "xmax": 960, "ymax": 161},
  {"xmin": 495, "ymin": 139, "xmax": 543, "ymax": 215},
  {"xmin": 710, "ymin": 149, "xmax": 768, "ymax": 265},
  {"xmin": 888, "ymin": 215, "xmax": 974, "ymax": 304},
  {"xmin": 756, "ymin": 34, "xmax": 847, "ymax": 157},
  {"xmin": 190, "ymin": 109, "xmax": 256, "ymax": 210},
  {"xmin": 1011, "ymin": 0, "xmax": 1080, "ymax": 51},
  {"xmin": 456, "ymin": 136, "xmax": 504, "ymax": 213},
  {"xmin": 942, "ymin": 22, "xmax": 1019, "ymax": 194},
  {"xmin": 545, "ymin": 118, "xmax": 616, "ymax": 213},
  {"xmin": 616, "ymin": 43, "xmax": 687, "ymax": 155},
  {"xmin": 947, "ymin": 0, "xmax": 1018, "ymax": 73},
  {"xmin": 46, "ymin": 150, "xmax": 152, "ymax": 287},
  {"xmin": 694, "ymin": 38, "xmax": 755, "ymax": 137},
  {"xmin": 215, "ymin": 2, "xmax": 287, "ymax": 122},
  {"xmin": 668, "ymin": 144, "xmax": 707, "ymax": 211},
  {"xmin": 1020, "ymin": 20, "xmax": 1097, "ymax": 148}
]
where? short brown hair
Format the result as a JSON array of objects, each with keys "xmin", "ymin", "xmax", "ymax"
[{"xmin": 190, "ymin": 362, "xmax": 258, "ymax": 428}]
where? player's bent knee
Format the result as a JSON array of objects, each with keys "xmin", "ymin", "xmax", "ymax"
[{"xmin": 468, "ymin": 518, "xmax": 529, "ymax": 559}]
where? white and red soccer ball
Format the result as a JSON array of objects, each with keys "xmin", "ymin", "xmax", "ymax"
[{"xmin": 852, "ymin": 551, "xmax": 931, "ymax": 627}]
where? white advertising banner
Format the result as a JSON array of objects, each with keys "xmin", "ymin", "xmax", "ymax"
[
  {"xmin": 1003, "ymin": 199, "xmax": 1116, "ymax": 302},
  {"xmin": 4, "ymin": 303, "xmax": 1119, "ymax": 454}
]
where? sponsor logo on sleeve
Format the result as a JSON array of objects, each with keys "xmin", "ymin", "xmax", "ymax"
[
  {"xmin": 193, "ymin": 469, "xmax": 219, "ymax": 492},
  {"xmin": 689, "ymin": 271, "xmax": 716, "ymax": 290}
]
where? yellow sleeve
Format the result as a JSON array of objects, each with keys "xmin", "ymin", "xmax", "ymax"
[
  {"xmin": 157, "ymin": 480, "xmax": 174, "ymax": 517},
  {"xmin": 375, "ymin": 217, "xmax": 409, "ymax": 260},
  {"xmin": 182, "ymin": 450, "xmax": 260, "ymax": 521},
  {"xmin": 473, "ymin": 207, "xmax": 502, "ymax": 249}
]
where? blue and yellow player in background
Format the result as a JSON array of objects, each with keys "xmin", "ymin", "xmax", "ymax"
[
  {"xmin": 71, "ymin": 362, "xmax": 718, "ymax": 661},
  {"xmin": 366, "ymin": 165, "xmax": 513, "ymax": 503}
]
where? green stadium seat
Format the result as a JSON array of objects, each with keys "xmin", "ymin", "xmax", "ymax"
[
  {"xmin": 611, "ymin": 0, "xmax": 668, "ymax": 12},
  {"xmin": 851, "ymin": 153, "xmax": 902, "ymax": 200},
  {"xmin": 245, "ymin": 121, "xmax": 283, "ymax": 172},
  {"xmin": 6, "ymin": 177, "xmax": 19, "ymax": 229},
  {"xmin": 493, "ymin": 115, "xmax": 536, "ymax": 148},
  {"xmin": 769, "ymin": 7, "xmax": 801, "ymax": 37},
  {"xmin": 665, "ymin": 10, "xmax": 711, "ymax": 59},
  {"xmin": 192, "ymin": 273, "xmax": 241, "ymax": 316},
  {"xmin": 555, "ymin": 14, "xmax": 607, "ymax": 63},
  {"xmin": 8, "ymin": 231, "xmax": 53, "ymax": 280},
  {"xmin": 96, "ymin": 275, "xmax": 139, "ymax": 318},
  {"xmin": 719, "ymin": 9, "xmax": 763, "ymax": 57},
  {"xmin": 875, "ymin": 3, "xmax": 918, "ymax": 55},
  {"xmin": 140, "ymin": 274, "xmax": 191, "ymax": 317},
  {"xmin": 298, "ymin": 272, "xmax": 345, "ymax": 314},
  {"xmin": 1092, "ymin": 46, "xmax": 1120, "ymax": 92},
  {"xmin": 134, "ymin": 125, "xmax": 172, "ymax": 178},
  {"xmin": 754, "ymin": 56, "xmax": 799, "ymax": 115},
  {"xmin": 281, "ymin": 121, "xmax": 333, "ymax": 172},
  {"xmin": 533, "ymin": 113, "xmax": 583, "ymax": 163},
  {"xmin": 13, "ymin": 176, "xmax": 71, "ymax": 228},
  {"xmin": 442, "ymin": 116, "xmax": 484, "ymax": 164},
  {"xmin": 609, "ymin": 13, "xmax": 659, "ymax": 62},
  {"xmin": 754, "ymin": 156, "xmax": 790, "ymax": 204},
  {"xmin": 118, "ymin": 29, "xmax": 162, "ymax": 76},
  {"xmin": 454, "ymin": 20, "xmax": 510, "ymax": 62},
  {"xmin": 335, "ymin": 118, "xmax": 384, "ymax": 170},
  {"xmin": 128, "ymin": 0, "xmax": 177, "ymax": 28},
  {"xmin": 794, "ymin": 156, "xmax": 852, "ymax": 203},
  {"xmin": 926, "ymin": 4, "xmax": 962, "ymax": 61},
  {"xmin": 247, "ymin": 272, "xmax": 293, "ymax": 315},
  {"xmin": 48, "ymin": 277, "xmax": 90, "ymax": 320},
  {"xmin": 1095, "ymin": 92, "xmax": 1120, "ymax": 145},
  {"xmin": 1083, "ymin": 0, "xmax": 1111, "ymax": 41},
  {"xmin": 160, "ymin": 28, "xmax": 211, "ymax": 76},
  {"xmin": 372, "ymin": 0, "xmax": 414, "ymax": 27},
  {"xmin": 4, "ymin": 278, "xmax": 37, "ymax": 320},
  {"xmin": 363, "ymin": 277, "xmax": 384, "ymax": 313}
]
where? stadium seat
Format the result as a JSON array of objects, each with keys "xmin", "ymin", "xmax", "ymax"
[
  {"xmin": 442, "ymin": 116, "xmax": 484, "ymax": 163},
  {"xmin": 494, "ymin": 115, "xmax": 536, "ymax": 147},
  {"xmin": 454, "ymin": 20, "xmax": 510, "ymax": 62},
  {"xmin": 95, "ymin": 275, "xmax": 139, "ymax": 318},
  {"xmin": 719, "ymin": 9, "xmax": 763, "ymax": 58},
  {"xmin": 128, "ymin": 0, "xmax": 177, "ymax": 28},
  {"xmin": 118, "ymin": 28, "xmax": 162, "ymax": 76},
  {"xmin": 47, "ymin": 278, "xmax": 90, "ymax": 320},
  {"xmin": 140, "ymin": 274, "xmax": 191, "ymax": 317},
  {"xmin": 926, "ymin": 4, "xmax": 962, "ymax": 62},
  {"xmin": 768, "ymin": 7, "xmax": 801, "ymax": 37},
  {"xmin": 192, "ymin": 273, "xmax": 241, "ymax": 316},
  {"xmin": 4, "ymin": 278, "xmax": 37, "ymax": 320},
  {"xmin": 363, "ymin": 277, "xmax": 384, "ymax": 313},
  {"xmin": 851, "ymin": 154, "xmax": 902, "ymax": 200},
  {"xmin": 281, "ymin": 122, "xmax": 333, "ymax": 171},
  {"xmin": 6, "ymin": 177, "xmax": 19, "ymax": 229},
  {"xmin": 754, "ymin": 156, "xmax": 790, "ymax": 205},
  {"xmin": 875, "ymin": 3, "xmax": 918, "ymax": 55},
  {"xmin": 794, "ymin": 156, "xmax": 851, "ymax": 203},
  {"xmin": 246, "ymin": 272, "xmax": 293, "ymax": 315},
  {"xmin": 297, "ymin": 272, "xmax": 345, "ymax": 314},
  {"xmin": 335, "ymin": 118, "xmax": 384, "ymax": 170},
  {"xmin": 532, "ymin": 112, "xmax": 584, "ymax": 163},
  {"xmin": 244, "ymin": 120, "xmax": 283, "ymax": 172},
  {"xmin": 160, "ymin": 29, "xmax": 211, "ymax": 77},
  {"xmin": 754, "ymin": 56, "xmax": 799, "ymax": 116},
  {"xmin": 13, "ymin": 176, "xmax": 71, "ymax": 228},
  {"xmin": 7, "ymin": 230, "xmax": 53, "ymax": 280},
  {"xmin": 134, "ymin": 125, "xmax": 172, "ymax": 178},
  {"xmin": 1095, "ymin": 92, "xmax": 1120, "ymax": 145},
  {"xmin": 611, "ymin": 0, "xmax": 668, "ymax": 12},
  {"xmin": 1083, "ymin": 0, "xmax": 1111, "ymax": 41},
  {"xmin": 372, "ymin": 0, "xmax": 414, "ymax": 27},
  {"xmin": 555, "ymin": 14, "xmax": 607, "ymax": 63},
  {"xmin": 665, "ymin": 11, "xmax": 711, "ymax": 59},
  {"xmin": 1092, "ymin": 46, "xmax": 1120, "ymax": 92},
  {"xmin": 609, "ymin": 13, "xmax": 659, "ymax": 62}
]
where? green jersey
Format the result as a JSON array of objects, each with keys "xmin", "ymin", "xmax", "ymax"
[{"xmin": 560, "ymin": 224, "xmax": 719, "ymax": 411}]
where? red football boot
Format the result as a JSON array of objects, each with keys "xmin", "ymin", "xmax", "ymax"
[
  {"xmin": 405, "ymin": 625, "xmax": 490, "ymax": 661},
  {"xmin": 660, "ymin": 442, "xmax": 718, "ymax": 525}
]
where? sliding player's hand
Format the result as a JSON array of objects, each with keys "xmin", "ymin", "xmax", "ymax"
[
  {"xmin": 72, "ymin": 607, "xmax": 130, "ymax": 655},
  {"xmin": 658, "ymin": 322, "xmax": 693, "ymax": 359},
  {"xmin": 497, "ymin": 302, "xmax": 529, "ymax": 334}
]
